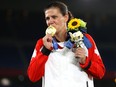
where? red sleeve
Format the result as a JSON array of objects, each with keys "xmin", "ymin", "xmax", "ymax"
[
  {"xmin": 80, "ymin": 34, "xmax": 106, "ymax": 79},
  {"xmin": 27, "ymin": 38, "xmax": 51, "ymax": 82}
]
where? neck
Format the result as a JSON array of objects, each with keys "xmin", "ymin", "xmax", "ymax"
[{"xmin": 55, "ymin": 29, "xmax": 67, "ymax": 42}]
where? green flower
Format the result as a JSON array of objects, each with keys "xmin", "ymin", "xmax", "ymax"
[{"xmin": 78, "ymin": 19, "xmax": 87, "ymax": 28}]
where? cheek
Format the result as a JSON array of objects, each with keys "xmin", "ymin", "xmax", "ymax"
[
  {"xmin": 57, "ymin": 19, "xmax": 64, "ymax": 25},
  {"xmin": 60, "ymin": 21, "xmax": 65, "ymax": 26}
]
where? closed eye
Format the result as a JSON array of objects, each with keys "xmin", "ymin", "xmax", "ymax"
[
  {"xmin": 51, "ymin": 15, "xmax": 58, "ymax": 19},
  {"xmin": 45, "ymin": 17, "xmax": 50, "ymax": 21}
]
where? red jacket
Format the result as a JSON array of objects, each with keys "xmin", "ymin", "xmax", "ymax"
[{"xmin": 27, "ymin": 34, "xmax": 105, "ymax": 82}]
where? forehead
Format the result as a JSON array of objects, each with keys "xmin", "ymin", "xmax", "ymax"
[{"xmin": 45, "ymin": 7, "xmax": 62, "ymax": 17}]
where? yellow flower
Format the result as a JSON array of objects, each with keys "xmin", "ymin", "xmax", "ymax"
[{"xmin": 68, "ymin": 18, "xmax": 80, "ymax": 30}]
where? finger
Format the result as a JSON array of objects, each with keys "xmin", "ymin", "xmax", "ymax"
[
  {"xmin": 76, "ymin": 48, "xmax": 85, "ymax": 53},
  {"xmin": 46, "ymin": 33, "xmax": 53, "ymax": 37},
  {"xmin": 47, "ymin": 38, "xmax": 52, "ymax": 42},
  {"xmin": 46, "ymin": 35, "xmax": 53, "ymax": 42}
]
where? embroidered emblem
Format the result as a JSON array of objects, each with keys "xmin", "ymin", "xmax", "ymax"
[
  {"xmin": 94, "ymin": 48, "xmax": 99, "ymax": 56},
  {"xmin": 32, "ymin": 49, "xmax": 37, "ymax": 58}
]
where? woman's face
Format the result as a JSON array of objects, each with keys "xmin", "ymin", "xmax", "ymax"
[{"xmin": 45, "ymin": 7, "xmax": 68, "ymax": 34}]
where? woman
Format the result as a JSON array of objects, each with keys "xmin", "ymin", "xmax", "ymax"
[{"xmin": 27, "ymin": 1, "xmax": 105, "ymax": 87}]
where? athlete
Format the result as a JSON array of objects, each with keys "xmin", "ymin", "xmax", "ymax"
[{"xmin": 27, "ymin": 1, "xmax": 105, "ymax": 87}]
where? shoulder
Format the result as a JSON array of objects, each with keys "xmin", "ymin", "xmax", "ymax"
[
  {"xmin": 84, "ymin": 33, "xmax": 93, "ymax": 40},
  {"xmin": 36, "ymin": 38, "xmax": 43, "ymax": 44},
  {"xmin": 35, "ymin": 38, "xmax": 43, "ymax": 50},
  {"xmin": 84, "ymin": 33, "xmax": 95, "ymax": 44},
  {"xmin": 84, "ymin": 33, "xmax": 98, "ymax": 50}
]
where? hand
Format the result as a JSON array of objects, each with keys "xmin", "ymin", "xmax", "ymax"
[
  {"xmin": 42, "ymin": 34, "xmax": 53, "ymax": 50},
  {"xmin": 75, "ymin": 47, "xmax": 86, "ymax": 64}
]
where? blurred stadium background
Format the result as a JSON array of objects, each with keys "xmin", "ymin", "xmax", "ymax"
[{"xmin": 0, "ymin": 0, "xmax": 116, "ymax": 87}]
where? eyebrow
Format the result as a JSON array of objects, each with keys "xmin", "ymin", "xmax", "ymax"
[{"xmin": 45, "ymin": 15, "xmax": 58, "ymax": 20}]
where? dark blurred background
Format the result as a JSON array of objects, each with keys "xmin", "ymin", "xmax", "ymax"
[{"xmin": 0, "ymin": 0, "xmax": 116, "ymax": 87}]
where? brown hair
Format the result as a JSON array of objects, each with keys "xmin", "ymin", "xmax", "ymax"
[{"xmin": 44, "ymin": 1, "xmax": 73, "ymax": 22}]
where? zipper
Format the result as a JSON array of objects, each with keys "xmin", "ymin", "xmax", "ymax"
[{"xmin": 86, "ymin": 81, "xmax": 88, "ymax": 87}]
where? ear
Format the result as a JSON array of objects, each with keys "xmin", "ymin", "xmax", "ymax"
[{"xmin": 64, "ymin": 14, "xmax": 69, "ymax": 22}]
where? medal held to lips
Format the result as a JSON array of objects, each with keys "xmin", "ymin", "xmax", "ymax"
[
  {"xmin": 45, "ymin": 25, "xmax": 58, "ymax": 50},
  {"xmin": 45, "ymin": 25, "xmax": 56, "ymax": 36}
]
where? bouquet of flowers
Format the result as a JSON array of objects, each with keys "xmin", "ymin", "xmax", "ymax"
[{"xmin": 65, "ymin": 18, "xmax": 87, "ymax": 48}]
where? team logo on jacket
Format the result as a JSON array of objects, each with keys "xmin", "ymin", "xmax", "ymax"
[
  {"xmin": 32, "ymin": 49, "xmax": 37, "ymax": 59},
  {"xmin": 94, "ymin": 48, "xmax": 100, "ymax": 56}
]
